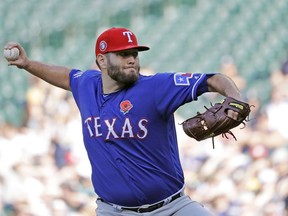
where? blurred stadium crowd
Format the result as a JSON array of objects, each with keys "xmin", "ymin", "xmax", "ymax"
[{"xmin": 1, "ymin": 0, "xmax": 288, "ymax": 215}]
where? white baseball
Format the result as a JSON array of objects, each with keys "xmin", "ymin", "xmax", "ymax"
[{"xmin": 3, "ymin": 47, "xmax": 20, "ymax": 61}]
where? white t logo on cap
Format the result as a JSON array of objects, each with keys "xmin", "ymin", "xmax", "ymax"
[{"xmin": 123, "ymin": 31, "xmax": 133, "ymax": 42}]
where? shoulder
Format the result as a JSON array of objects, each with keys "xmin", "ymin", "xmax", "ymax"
[
  {"xmin": 70, "ymin": 69, "xmax": 102, "ymax": 91},
  {"xmin": 138, "ymin": 72, "xmax": 174, "ymax": 81},
  {"xmin": 70, "ymin": 69, "xmax": 101, "ymax": 85},
  {"xmin": 70, "ymin": 69, "xmax": 101, "ymax": 79},
  {"xmin": 139, "ymin": 72, "xmax": 199, "ymax": 85}
]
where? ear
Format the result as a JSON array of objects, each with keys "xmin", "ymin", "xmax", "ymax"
[{"xmin": 96, "ymin": 54, "xmax": 107, "ymax": 69}]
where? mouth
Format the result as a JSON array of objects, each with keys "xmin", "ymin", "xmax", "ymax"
[
  {"xmin": 124, "ymin": 66, "xmax": 136, "ymax": 69},
  {"xmin": 124, "ymin": 67, "xmax": 137, "ymax": 72}
]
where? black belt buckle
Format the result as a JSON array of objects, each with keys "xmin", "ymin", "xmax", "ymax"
[{"xmin": 136, "ymin": 202, "xmax": 164, "ymax": 213}]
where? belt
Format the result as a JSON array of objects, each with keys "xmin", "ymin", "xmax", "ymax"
[{"xmin": 98, "ymin": 192, "xmax": 182, "ymax": 213}]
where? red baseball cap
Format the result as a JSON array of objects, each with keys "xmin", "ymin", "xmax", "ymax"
[{"xmin": 95, "ymin": 27, "xmax": 150, "ymax": 56}]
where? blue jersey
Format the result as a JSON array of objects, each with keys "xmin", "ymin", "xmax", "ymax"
[{"xmin": 69, "ymin": 69, "xmax": 214, "ymax": 206}]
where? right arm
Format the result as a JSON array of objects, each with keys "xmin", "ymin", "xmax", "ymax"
[{"xmin": 4, "ymin": 42, "xmax": 71, "ymax": 91}]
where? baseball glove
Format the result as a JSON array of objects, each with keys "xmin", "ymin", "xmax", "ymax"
[{"xmin": 181, "ymin": 97, "xmax": 251, "ymax": 148}]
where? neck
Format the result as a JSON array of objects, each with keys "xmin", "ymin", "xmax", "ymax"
[
  {"xmin": 101, "ymin": 73, "xmax": 124, "ymax": 94},
  {"xmin": 102, "ymin": 84, "xmax": 123, "ymax": 94}
]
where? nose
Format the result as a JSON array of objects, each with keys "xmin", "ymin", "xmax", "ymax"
[{"xmin": 127, "ymin": 55, "xmax": 136, "ymax": 65}]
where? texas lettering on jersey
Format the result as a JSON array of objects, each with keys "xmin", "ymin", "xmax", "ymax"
[{"xmin": 84, "ymin": 116, "xmax": 149, "ymax": 140}]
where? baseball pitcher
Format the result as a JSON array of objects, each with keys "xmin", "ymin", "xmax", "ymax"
[{"xmin": 4, "ymin": 27, "xmax": 250, "ymax": 216}]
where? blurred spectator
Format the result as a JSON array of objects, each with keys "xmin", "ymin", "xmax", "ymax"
[
  {"xmin": 220, "ymin": 56, "xmax": 247, "ymax": 92},
  {"xmin": 281, "ymin": 59, "xmax": 288, "ymax": 76},
  {"xmin": 266, "ymin": 72, "xmax": 288, "ymax": 139}
]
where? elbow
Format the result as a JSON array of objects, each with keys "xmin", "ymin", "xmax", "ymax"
[
  {"xmin": 62, "ymin": 79, "xmax": 71, "ymax": 91},
  {"xmin": 207, "ymin": 74, "xmax": 241, "ymax": 99},
  {"xmin": 207, "ymin": 74, "xmax": 224, "ymax": 92}
]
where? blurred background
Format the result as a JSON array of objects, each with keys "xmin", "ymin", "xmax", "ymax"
[{"xmin": 0, "ymin": 0, "xmax": 288, "ymax": 215}]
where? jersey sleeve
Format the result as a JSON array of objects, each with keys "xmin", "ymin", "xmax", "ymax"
[
  {"xmin": 69, "ymin": 69, "xmax": 101, "ymax": 107},
  {"xmin": 152, "ymin": 72, "xmax": 216, "ymax": 117}
]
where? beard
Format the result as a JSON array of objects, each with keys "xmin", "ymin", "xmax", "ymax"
[{"xmin": 107, "ymin": 58, "xmax": 140, "ymax": 86}]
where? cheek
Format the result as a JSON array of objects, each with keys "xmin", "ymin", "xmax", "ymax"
[{"xmin": 109, "ymin": 59, "xmax": 123, "ymax": 69}]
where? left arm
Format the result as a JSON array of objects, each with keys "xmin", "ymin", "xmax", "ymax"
[{"xmin": 207, "ymin": 73, "xmax": 242, "ymax": 100}]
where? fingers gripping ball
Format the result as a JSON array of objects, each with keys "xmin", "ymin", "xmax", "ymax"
[
  {"xmin": 3, "ymin": 47, "xmax": 20, "ymax": 61},
  {"xmin": 181, "ymin": 97, "xmax": 251, "ymax": 148}
]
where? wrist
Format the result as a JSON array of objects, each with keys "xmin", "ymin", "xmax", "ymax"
[
  {"xmin": 21, "ymin": 59, "xmax": 32, "ymax": 70},
  {"xmin": 227, "ymin": 93, "xmax": 242, "ymax": 101}
]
